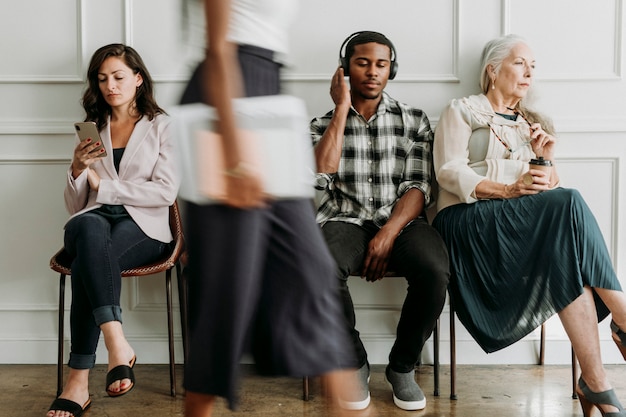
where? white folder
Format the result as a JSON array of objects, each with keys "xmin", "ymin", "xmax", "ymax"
[{"xmin": 170, "ymin": 95, "xmax": 316, "ymax": 204}]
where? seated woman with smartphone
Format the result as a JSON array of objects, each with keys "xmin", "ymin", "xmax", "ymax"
[{"xmin": 47, "ymin": 44, "xmax": 179, "ymax": 417}]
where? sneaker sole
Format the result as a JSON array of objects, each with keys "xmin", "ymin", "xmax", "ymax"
[
  {"xmin": 392, "ymin": 394, "xmax": 426, "ymax": 411},
  {"xmin": 338, "ymin": 393, "xmax": 371, "ymax": 411}
]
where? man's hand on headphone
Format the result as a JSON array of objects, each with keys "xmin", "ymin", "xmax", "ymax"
[{"xmin": 330, "ymin": 66, "xmax": 351, "ymax": 110}]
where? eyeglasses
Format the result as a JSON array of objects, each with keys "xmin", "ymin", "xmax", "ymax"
[{"xmin": 488, "ymin": 110, "xmax": 533, "ymax": 154}]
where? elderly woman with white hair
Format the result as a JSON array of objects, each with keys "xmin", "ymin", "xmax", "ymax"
[{"xmin": 433, "ymin": 34, "xmax": 626, "ymax": 417}]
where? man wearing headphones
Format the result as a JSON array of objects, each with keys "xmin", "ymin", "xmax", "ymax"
[{"xmin": 310, "ymin": 31, "xmax": 450, "ymax": 411}]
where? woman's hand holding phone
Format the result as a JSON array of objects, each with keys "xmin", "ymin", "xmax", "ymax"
[{"xmin": 71, "ymin": 122, "xmax": 107, "ymax": 179}]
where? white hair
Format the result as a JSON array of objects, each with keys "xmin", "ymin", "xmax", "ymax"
[
  {"xmin": 478, "ymin": 34, "xmax": 554, "ymax": 134},
  {"xmin": 479, "ymin": 34, "xmax": 528, "ymax": 94}
]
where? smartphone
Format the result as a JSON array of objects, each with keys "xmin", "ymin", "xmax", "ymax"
[{"xmin": 74, "ymin": 122, "xmax": 107, "ymax": 158}]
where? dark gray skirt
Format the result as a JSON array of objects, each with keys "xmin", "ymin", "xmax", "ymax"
[
  {"xmin": 180, "ymin": 44, "xmax": 281, "ymax": 105},
  {"xmin": 180, "ymin": 45, "xmax": 354, "ymax": 409},
  {"xmin": 433, "ymin": 187, "xmax": 620, "ymax": 353}
]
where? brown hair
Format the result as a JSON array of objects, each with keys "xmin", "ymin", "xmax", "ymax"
[{"xmin": 82, "ymin": 44, "xmax": 165, "ymax": 130}]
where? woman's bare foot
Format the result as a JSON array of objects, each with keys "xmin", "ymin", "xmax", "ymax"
[
  {"xmin": 101, "ymin": 321, "xmax": 136, "ymax": 395},
  {"xmin": 106, "ymin": 346, "xmax": 136, "ymax": 394},
  {"xmin": 47, "ymin": 369, "xmax": 90, "ymax": 417}
]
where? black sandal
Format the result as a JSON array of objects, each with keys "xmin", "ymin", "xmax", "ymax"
[
  {"xmin": 106, "ymin": 355, "xmax": 136, "ymax": 397},
  {"xmin": 48, "ymin": 398, "xmax": 91, "ymax": 417}
]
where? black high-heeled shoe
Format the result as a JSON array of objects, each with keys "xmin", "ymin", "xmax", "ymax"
[
  {"xmin": 611, "ymin": 320, "xmax": 626, "ymax": 360},
  {"xmin": 577, "ymin": 377, "xmax": 626, "ymax": 417}
]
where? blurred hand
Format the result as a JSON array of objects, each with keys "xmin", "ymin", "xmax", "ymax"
[{"xmin": 222, "ymin": 168, "xmax": 266, "ymax": 209}]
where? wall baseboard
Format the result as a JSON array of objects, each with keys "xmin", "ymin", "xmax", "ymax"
[{"xmin": 5, "ymin": 337, "xmax": 623, "ymax": 366}]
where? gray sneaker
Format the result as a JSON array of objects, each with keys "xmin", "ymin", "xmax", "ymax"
[
  {"xmin": 339, "ymin": 363, "xmax": 370, "ymax": 410},
  {"xmin": 385, "ymin": 366, "xmax": 426, "ymax": 410}
]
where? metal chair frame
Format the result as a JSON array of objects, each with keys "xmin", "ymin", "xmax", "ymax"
[{"xmin": 50, "ymin": 201, "xmax": 187, "ymax": 397}]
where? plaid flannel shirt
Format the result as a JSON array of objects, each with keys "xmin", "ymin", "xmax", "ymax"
[{"xmin": 311, "ymin": 92, "xmax": 434, "ymax": 227}]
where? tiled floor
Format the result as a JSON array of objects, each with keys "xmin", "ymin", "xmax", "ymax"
[{"xmin": 6, "ymin": 363, "xmax": 625, "ymax": 416}]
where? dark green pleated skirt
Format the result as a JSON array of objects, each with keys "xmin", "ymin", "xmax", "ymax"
[{"xmin": 433, "ymin": 187, "xmax": 620, "ymax": 353}]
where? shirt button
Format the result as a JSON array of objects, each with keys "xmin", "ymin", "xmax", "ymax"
[
  {"xmin": 368, "ymin": 160, "xmax": 372, "ymax": 164},
  {"xmin": 369, "ymin": 197, "xmax": 374, "ymax": 202},
  {"xmin": 368, "ymin": 178, "xmax": 373, "ymax": 183}
]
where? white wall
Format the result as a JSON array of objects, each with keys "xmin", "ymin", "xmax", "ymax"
[{"xmin": 1, "ymin": 0, "xmax": 625, "ymax": 366}]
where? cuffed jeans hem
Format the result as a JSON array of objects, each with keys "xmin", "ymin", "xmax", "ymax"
[
  {"xmin": 93, "ymin": 305, "xmax": 123, "ymax": 326},
  {"xmin": 68, "ymin": 352, "xmax": 96, "ymax": 370}
]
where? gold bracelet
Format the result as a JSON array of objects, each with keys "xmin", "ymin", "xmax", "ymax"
[{"xmin": 224, "ymin": 161, "xmax": 254, "ymax": 179}]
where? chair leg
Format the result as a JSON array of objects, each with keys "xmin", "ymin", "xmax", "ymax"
[
  {"xmin": 166, "ymin": 269, "xmax": 176, "ymax": 397},
  {"xmin": 177, "ymin": 263, "xmax": 189, "ymax": 364},
  {"xmin": 541, "ymin": 323, "xmax": 578, "ymax": 399},
  {"xmin": 450, "ymin": 305, "xmax": 457, "ymax": 400},
  {"xmin": 572, "ymin": 347, "xmax": 578, "ymax": 399},
  {"xmin": 57, "ymin": 273, "xmax": 66, "ymax": 397},
  {"xmin": 539, "ymin": 323, "xmax": 546, "ymax": 365},
  {"xmin": 433, "ymin": 317, "xmax": 440, "ymax": 396},
  {"xmin": 302, "ymin": 376, "xmax": 309, "ymax": 401}
]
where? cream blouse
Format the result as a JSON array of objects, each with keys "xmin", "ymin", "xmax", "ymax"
[{"xmin": 434, "ymin": 94, "xmax": 538, "ymax": 212}]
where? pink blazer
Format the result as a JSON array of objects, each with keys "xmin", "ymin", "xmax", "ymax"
[{"xmin": 64, "ymin": 114, "xmax": 180, "ymax": 243}]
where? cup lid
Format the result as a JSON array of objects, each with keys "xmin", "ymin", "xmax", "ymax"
[{"xmin": 529, "ymin": 157, "xmax": 552, "ymax": 166}]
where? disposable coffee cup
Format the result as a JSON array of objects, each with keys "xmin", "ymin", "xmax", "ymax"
[{"xmin": 523, "ymin": 157, "xmax": 552, "ymax": 185}]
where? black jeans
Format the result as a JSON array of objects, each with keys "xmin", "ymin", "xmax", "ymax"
[
  {"xmin": 63, "ymin": 209, "xmax": 168, "ymax": 369},
  {"xmin": 321, "ymin": 218, "xmax": 450, "ymax": 373}
]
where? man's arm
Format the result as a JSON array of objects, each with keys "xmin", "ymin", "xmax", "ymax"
[
  {"xmin": 362, "ymin": 188, "xmax": 424, "ymax": 281},
  {"xmin": 381, "ymin": 188, "xmax": 425, "ymax": 236},
  {"xmin": 313, "ymin": 67, "xmax": 352, "ymax": 173}
]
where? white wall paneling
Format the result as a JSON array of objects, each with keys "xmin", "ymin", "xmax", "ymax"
[
  {"xmin": 284, "ymin": 0, "xmax": 460, "ymax": 82},
  {"xmin": 1, "ymin": 0, "xmax": 625, "ymax": 366},
  {"xmin": 504, "ymin": 0, "xmax": 622, "ymax": 81},
  {"xmin": 0, "ymin": 0, "xmax": 83, "ymax": 83}
]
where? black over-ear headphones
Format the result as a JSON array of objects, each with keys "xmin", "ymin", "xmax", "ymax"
[{"xmin": 338, "ymin": 31, "xmax": 398, "ymax": 80}]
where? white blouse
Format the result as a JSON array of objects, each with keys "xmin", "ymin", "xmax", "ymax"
[
  {"xmin": 228, "ymin": 0, "xmax": 298, "ymax": 56},
  {"xmin": 433, "ymin": 94, "xmax": 537, "ymax": 212}
]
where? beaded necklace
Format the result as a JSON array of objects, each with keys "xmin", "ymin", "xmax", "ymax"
[{"xmin": 487, "ymin": 109, "xmax": 533, "ymax": 155}]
